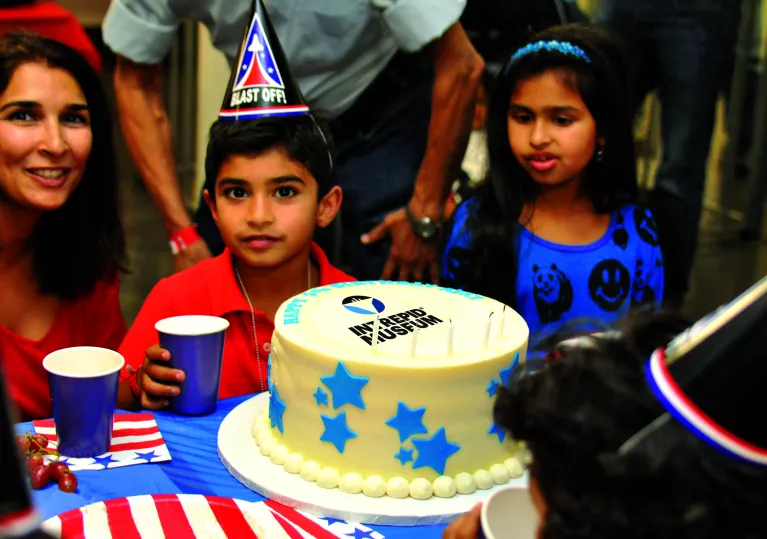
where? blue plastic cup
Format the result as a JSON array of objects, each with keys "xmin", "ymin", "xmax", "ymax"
[
  {"xmin": 42, "ymin": 347, "xmax": 124, "ymax": 458},
  {"xmin": 154, "ymin": 315, "xmax": 230, "ymax": 415}
]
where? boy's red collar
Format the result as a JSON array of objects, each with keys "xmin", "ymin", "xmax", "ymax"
[{"xmin": 208, "ymin": 242, "xmax": 341, "ymax": 317}]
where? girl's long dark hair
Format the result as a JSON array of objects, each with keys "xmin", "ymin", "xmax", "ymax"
[
  {"xmin": 442, "ymin": 25, "xmax": 637, "ymax": 310},
  {"xmin": 0, "ymin": 33, "xmax": 126, "ymax": 300}
]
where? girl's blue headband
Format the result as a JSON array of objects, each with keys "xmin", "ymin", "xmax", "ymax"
[{"xmin": 509, "ymin": 40, "xmax": 592, "ymax": 66}]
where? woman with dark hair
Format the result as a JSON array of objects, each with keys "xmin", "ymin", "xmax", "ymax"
[
  {"xmin": 441, "ymin": 25, "xmax": 663, "ymax": 348},
  {"xmin": 0, "ymin": 33, "xmax": 126, "ymax": 420}
]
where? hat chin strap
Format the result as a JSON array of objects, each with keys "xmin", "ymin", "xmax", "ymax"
[{"xmin": 309, "ymin": 114, "xmax": 334, "ymax": 172}]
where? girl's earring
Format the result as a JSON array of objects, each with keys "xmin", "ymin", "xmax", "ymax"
[{"xmin": 596, "ymin": 145, "xmax": 605, "ymax": 163}]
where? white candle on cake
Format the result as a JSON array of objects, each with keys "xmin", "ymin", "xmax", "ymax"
[
  {"xmin": 447, "ymin": 319, "xmax": 454, "ymax": 357},
  {"xmin": 410, "ymin": 328, "xmax": 419, "ymax": 358},
  {"xmin": 483, "ymin": 312, "xmax": 493, "ymax": 350},
  {"xmin": 372, "ymin": 315, "xmax": 381, "ymax": 352},
  {"xmin": 498, "ymin": 305, "xmax": 506, "ymax": 339}
]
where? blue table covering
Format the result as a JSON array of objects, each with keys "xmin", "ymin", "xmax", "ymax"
[{"xmin": 16, "ymin": 395, "xmax": 447, "ymax": 538}]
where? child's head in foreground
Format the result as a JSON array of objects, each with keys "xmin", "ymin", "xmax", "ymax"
[
  {"xmin": 496, "ymin": 312, "xmax": 767, "ymax": 539},
  {"xmin": 203, "ymin": 115, "xmax": 341, "ymax": 269}
]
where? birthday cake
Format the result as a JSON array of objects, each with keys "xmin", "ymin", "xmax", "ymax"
[{"xmin": 251, "ymin": 281, "xmax": 530, "ymax": 499}]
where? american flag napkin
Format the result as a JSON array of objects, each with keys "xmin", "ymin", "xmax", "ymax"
[
  {"xmin": 42, "ymin": 495, "xmax": 385, "ymax": 539},
  {"xmin": 32, "ymin": 413, "xmax": 171, "ymax": 471}
]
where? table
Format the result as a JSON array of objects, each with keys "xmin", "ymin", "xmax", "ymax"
[{"xmin": 16, "ymin": 395, "xmax": 447, "ymax": 538}]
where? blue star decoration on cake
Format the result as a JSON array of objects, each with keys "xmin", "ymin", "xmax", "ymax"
[
  {"xmin": 486, "ymin": 379, "xmax": 500, "ymax": 397},
  {"xmin": 499, "ymin": 351, "xmax": 521, "ymax": 388},
  {"xmin": 320, "ymin": 362, "xmax": 368, "ymax": 410},
  {"xmin": 411, "ymin": 427, "xmax": 461, "ymax": 475},
  {"xmin": 489, "ymin": 423, "xmax": 506, "ymax": 442},
  {"xmin": 313, "ymin": 386, "xmax": 328, "ymax": 406},
  {"xmin": 394, "ymin": 447, "xmax": 414, "ymax": 465},
  {"xmin": 320, "ymin": 412, "xmax": 358, "ymax": 453},
  {"xmin": 385, "ymin": 402, "xmax": 428, "ymax": 442},
  {"xmin": 486, "ymin": 351, "xmax": 522, "ymax": 401},
  {"xmin": 269, "ymin": 384, "xmax": 287, "ymax": 433},
  {"xmin": 483, "ymin": 353, "xmax": 520, "ymax": 443}
]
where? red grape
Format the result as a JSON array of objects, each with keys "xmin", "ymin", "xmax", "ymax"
[
  {"xmin": 58, "ymin": 472, "xmax": 77, "ymax": 493},
  {"xmin": 16, "ymin": 435, "xmax": 30, "ymax": 454},
  {"xmin": 30, "ymin": 434, "xmax": 48, "ymax": 451},
  {"xmin": 29, "ymin": 464, "xmax": 51, "ymax": 489},
  {"xmin": 50, "ymin": 461, "xmax": 70, "ymax": 483},
  {"xmin": 26, "ymin": 454, "xmax": 44, "ymax": 475}
]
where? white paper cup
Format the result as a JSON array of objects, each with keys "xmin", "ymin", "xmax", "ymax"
[{"xmin": 480, "ymin": 486, "xmax": 539, "ymax": 539}]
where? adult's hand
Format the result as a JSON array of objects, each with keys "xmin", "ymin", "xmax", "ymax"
[
  {"xmin": 361, "ymin": 207, "xmax": 440, "ymax": 283},
  {"xmin": 362, "ymin": 22, "xmax": 483, "ymax": 284},
  {"xmin": 173, "ymin": 240, "xmax": 212, "ymax": 273}
]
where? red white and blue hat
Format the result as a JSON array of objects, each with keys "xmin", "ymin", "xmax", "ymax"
[
  {"xmin": 219, "ymin": 0, "xmax": 309, "ymax": 121},
  {"xmin": 622, "ymin": 276, "xmax": 767, "ymax": 466}
]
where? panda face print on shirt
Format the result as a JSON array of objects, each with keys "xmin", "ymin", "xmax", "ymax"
[
  {"xmin": 631, "ymin": 259, "xmax": 656, "ymax": 307},
  {"xmin": 589, "ymin": 259, "xmax": 630, "ymax": 312},
  {"xmin": 634, "ymin": 206, "xmax": 658, "ymax": 246},
  {"xmin": 612, "ymin": 211, "xmax": 628, "ymax": 250},
  {"xmin": 532, "ymin": 263, "xmax": 573, "ymax": 324}
]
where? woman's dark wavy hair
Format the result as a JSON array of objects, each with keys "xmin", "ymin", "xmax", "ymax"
[
  {"xmin": 441, "ymin": 24, "xmax": 637, "ymax": 310},
  {"xmin": 496, "ymin": 312, "xmax": 767, "ymax": 539},
  {"xmin": 0, "ymin": 33, "xmax": 126, "ymax": 300}
]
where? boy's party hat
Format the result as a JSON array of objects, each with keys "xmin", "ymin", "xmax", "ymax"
[
  {"xmin": 621, "ymin": 276, "xmax": 767, "ymax": 465},
  {"xmin": 219, "ymin": 0, "xmax": 309, "ymax": 121}
]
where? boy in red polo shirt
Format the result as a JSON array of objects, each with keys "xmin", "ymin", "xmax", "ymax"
[{"xmin": 116, "ymin": 1, "xmax": 353, "ymax": 410}]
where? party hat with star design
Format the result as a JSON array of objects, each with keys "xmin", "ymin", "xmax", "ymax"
[{"xmin": 219, "ymin": 0, "xmax": 309, "ymax": 121}]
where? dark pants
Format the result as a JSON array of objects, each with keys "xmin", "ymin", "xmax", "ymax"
[
  {"xmin": 596, "ymin": 0, "xmax": 739, "ymax": 306},
  {"xmin": 195, "ymin": 52, "xmax": 434, "ymax": 281}
]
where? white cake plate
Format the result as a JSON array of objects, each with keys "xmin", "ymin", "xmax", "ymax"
[{"xmin": 217, "ymin": 393, "xmax": 529, "ymax": 527}]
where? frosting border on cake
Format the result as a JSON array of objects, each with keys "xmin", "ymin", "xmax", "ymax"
[{"xmin": 253, "ymin": 408, "xmax": 529, "ymax": 499}]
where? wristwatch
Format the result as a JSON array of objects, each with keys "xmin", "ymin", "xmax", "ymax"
[{"xmin": 405, "ymin": 205, "xmax": 442, "ymax": 241}]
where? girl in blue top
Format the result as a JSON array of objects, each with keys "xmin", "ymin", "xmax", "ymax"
[{"xmin": 441, "ymin": 25, "xmax": 664, "ymax": 347}]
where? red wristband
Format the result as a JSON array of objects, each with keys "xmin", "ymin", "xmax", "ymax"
[
  {"xmin": 169, "ymin": 225, "xmax": 202, "ymax": 255},
  {"xmin": 129, "ymin": 369, "xmax": 142, "ymax": 401}
]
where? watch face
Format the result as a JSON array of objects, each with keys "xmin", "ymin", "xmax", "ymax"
[
  {"xmin": 418, "ymin": 219, "xmax": 438, "ymax": 239},
  {"xmin": 406, "ymin": 207, "xmax": 440, "ymax": 240}
]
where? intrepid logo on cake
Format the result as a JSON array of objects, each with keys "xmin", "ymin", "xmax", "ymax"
[
  {"xmin": 348, "ymin": 308, "xmax": 443, "ymax": 346},
  {"xmin": 342, "ymin": 295, "xmax": 386, "ymax": 315}
]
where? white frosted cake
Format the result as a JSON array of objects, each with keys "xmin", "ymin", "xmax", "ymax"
[{"xmin": 252, "ymin": 281, "xmax": 530, "ymax": 499}]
